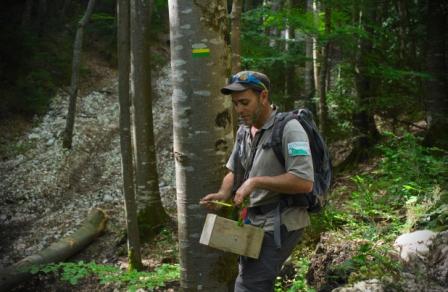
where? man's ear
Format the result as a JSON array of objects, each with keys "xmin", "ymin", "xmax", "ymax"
[{"xmin": 261, "ymin": 90, "xmax": 269, "ymax": 104}]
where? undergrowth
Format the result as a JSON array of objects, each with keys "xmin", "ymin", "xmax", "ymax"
[
  {"xmin": 30, "ymin": 261, "xmax": 179, "ymax": 292},
  {"xmin": 277, "ymin": 131, "xmax": 447, "ymax": 291}
]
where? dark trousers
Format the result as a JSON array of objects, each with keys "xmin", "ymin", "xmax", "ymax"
[{"xmin": 234, "ymin": 226, "xmax": 304, "ymax": 292}]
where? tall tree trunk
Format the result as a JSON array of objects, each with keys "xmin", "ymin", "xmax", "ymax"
[
  {"xmin": 21, "ymin": 0, "xmax": 33, "ymax": 29},
  {"xmin": 304, "ymin": 0, "xmax": 315, "ymax": 107},
  {"xmin": 168, "ymin": 0, "xmax": 235, "ymax": 290},
  {"xmin": 62, "ymin": 0, "xmax": 96, "ymax": 149},
  {"xmin": 60, "ymin": 0, "xmax": 71, "ymax": 23},
  {"xmin": 230, "ymin": 0, "xmax": 243, "ymax": 136},
  {"xmin": 36, "ymin": 0, "xmax": 47, "ymax": 35},
  {"xmin": 312, "ymin": 0, "xmax": 320, "ymax": 101},
  {"xmin": 118, "ymin": 0, "xmax": 143, "ymax": 271},
  {"xmin": 130, "ymin": 0, "xmax": 168, "ymax": 240},
  {"xmin": 423, "ymin": 1, "xmax": 448, "ymax": 148},
  {"xmin": 230, "ymin": 0, "xmax": 242, "ymax": 74},
  {"xmin": 352, "ymin": 0, "xmax": 379, "ymax": 158},
  {"xmin": 318, "ymin": 5, "xmax": 331, "ymax": 135}
]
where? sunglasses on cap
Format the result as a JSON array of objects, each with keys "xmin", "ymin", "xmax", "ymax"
[{"xmin": 229, "ymin": 72, "xmax": 268, "ymax": 92}]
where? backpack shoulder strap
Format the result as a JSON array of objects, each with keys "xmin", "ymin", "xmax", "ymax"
[{"xmin": 269, "ymin": 111, "xmax": 297, "ymax": 167}]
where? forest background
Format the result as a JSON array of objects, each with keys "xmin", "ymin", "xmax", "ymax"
[{"xmin": 0, "ymin": 0, "xmax": 447, "ymax": 291}]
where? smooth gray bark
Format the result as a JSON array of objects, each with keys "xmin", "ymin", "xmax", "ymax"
[
  {"xmin": 130, "ymin": 0, "xmax": 168, "ymax": 237},
  {"xmin": 168, "ymin": 0, "xmax": 234, "ymax": 290},
  {"xmin": 118, "ymin": 0, "xmax": 143, "ymax": 271}
]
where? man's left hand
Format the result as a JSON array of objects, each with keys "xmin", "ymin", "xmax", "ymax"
[{"xmin": 234, "ymin": 177, "xmax": 257, "ymax": 205}]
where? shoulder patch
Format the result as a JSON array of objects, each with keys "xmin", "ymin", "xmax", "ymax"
[{"xmin": 287, "ymin": 141, "xmax": 310, "ymax": 156}]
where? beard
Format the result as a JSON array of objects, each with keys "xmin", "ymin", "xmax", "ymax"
[{"xmin": 238, "ymin": 97, "xmax": 263, "ymax": 127}]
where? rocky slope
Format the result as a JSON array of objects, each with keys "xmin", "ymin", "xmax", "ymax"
[{"xmin": 0, "ymin": 63, "xmax": 176, "ymax": 271}]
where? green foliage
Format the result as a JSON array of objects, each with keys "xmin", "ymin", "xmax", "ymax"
[
  {"xmin": 294, "ymin": 131, "xmax": 446, "ymax": 289},
  {"xmin": 30, "ymin": 261, "xmax": 180, "ymax": 291},
  {"xmin": 327, "ymin": 243, "xmax": 402, "ymax": 286}
]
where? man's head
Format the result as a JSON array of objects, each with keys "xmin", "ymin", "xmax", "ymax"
[{"xmin": 221, "ymin": 71, "xmax": 272, "ymax": 128}]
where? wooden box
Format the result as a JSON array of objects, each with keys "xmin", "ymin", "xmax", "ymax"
[{"xmin": 199, "ymin": 213, "xmax": 264, "ymax": 259}]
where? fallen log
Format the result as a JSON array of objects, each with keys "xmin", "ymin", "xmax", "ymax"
[{"xmin": 0, "ymin": 208, "xmax": 108, "ymax": 291}]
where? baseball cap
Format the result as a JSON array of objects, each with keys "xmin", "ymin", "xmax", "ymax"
[{"xmin": 221, "ymin": 71, "xmax": 271, "ymax": 95}]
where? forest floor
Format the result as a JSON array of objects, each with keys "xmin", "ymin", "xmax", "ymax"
[
  {"xmin": 1, "ymin": 52, "xmax": 446, "ymax": 292},
  {"xmin": 0, "ymin": 53, "xmax": 179, "ymax": 291}
]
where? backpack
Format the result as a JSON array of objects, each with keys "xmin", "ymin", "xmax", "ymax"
[
  {"xmin": 232, "ymin": 108, "xmax": 332, "ymax": 213},
  {"xmin": 268, "ymin": 108, "xmax": 332, "ymax": 212}
]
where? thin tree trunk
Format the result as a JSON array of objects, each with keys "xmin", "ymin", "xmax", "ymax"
[
  {"xmin": 423, "ymin": 0, "xmax": 448, "ymax": 148},
  {"xmin": 352, "ymin": 0, "xmax": 379, "ymax": 158},
  {"xmin": 312, "ymin": 0, "xmax": 320, "ymax": 98},
  {"xmin": 0, "ymin": 209, "xmax": 107, "ymax": 291},
  {"xmin": 60, "ymin": 0, "xmax": 71, "ymax": 23},
  {"xmin": 231, "ymin": 0, "xmax": 242, "ymax": 74},
  {"xmin": 168, "ymin": 0, "xmax": 235, "ymax": 290},
  {"xmin": 62, "ymin": 0, "xmax": 96, "ymax": 149},
  {"xmin": 230, "ymin": 0, "xmax": 243, "ymax": 136},
  {"xmin": 22, "ymin": 0, "xmax": 33, "ymax": 29},
  {"xmin": 304, "ymin": 0, "xmax": 314, "ymax": 106},
  {"xmin": 130, "ymin": 0, "xmax": 168, "ymax": 240},
  {"xmin": 36, "ymin": 0, "xmax": 47, "ymax": 35},
  {"xmin": 318, "ymin": 5, "xmax": 331, "ymax": 135},
  {"xmin": 118, "ymin": 0, "xmax": 143, "ymax": 271}
]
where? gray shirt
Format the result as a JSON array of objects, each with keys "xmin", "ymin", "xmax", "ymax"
[{"xmin": 226, "ymin": 109, "xmax": 314, "ymax": 231}]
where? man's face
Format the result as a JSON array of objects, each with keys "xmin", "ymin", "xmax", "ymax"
[{"xmin": 231, "ymin": 89, "xmax": 263, "ymax": 127}]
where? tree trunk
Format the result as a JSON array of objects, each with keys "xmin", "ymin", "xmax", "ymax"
[
  {"xmin": 230, "ymin": 0, "xmax": 243, "ymax": 136},
  {"xmin": 36, "ymin": 0, "xmax": 47, "ymax": 35},
  {"xmin": 0, "ymin": 208, "xmax": 107, "ymax": 291},
  {"xmin": 130, "ymin": 0, "xmax": 168, "ymax": 240},
  {"xmin": 348, "ymin": 0, "xmax": 380, "ymax": 166},
  {"xmin": 168, "ymin": 0, "xmax": 235, "ymax": 290},
  {"xmin": 21, "ymin": 0, "xmax": 33, "ymax": 29},
  {"xmin": 62, "ymin": 0, "xmax": 97, "ymax": 149},
  {"xmin": 423, "ymin": 1, "xmax": 448, "ymax": 148},
  {"xmin": 230, "ymin": 0, "xmax": 242, "ymax": 74},
  {"xmin": 118, "ymin": 0, "xmax": 143, "ymax": 271},
  {"xmin": 60, "ymin": 0, "xmax": 72, "ymax": 23},
  {"xmin": 304, "ymin": 0, "xmax": 315, "ymax": 107},
  {"xmin": 318, "ymin": 5, "xmax": 331, "ymax": 135},
  {"xmin": 312, "ymin": 0, "xmax": 320, "ymax": 101}
]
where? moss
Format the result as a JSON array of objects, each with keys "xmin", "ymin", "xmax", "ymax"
[
  {"xmin": 209, "ymin": 252, "xmax": 239, "ymax": 284},
  {"xmin": 137, "ymin": 203, "xmax": 170, "ymax": 242},
  {"xmin": 128, "ymin": 248, "xmax": 143, "ymax": 271}
]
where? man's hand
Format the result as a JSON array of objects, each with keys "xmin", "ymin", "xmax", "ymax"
[
  {"xmin": 200, "ymin": 192, "xmax": 230, "ymax": 210},
  {"xmin": 234, "ymin": 177, "xmax": 257, "ymax": 206}
]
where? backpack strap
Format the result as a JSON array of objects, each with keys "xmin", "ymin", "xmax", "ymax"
[{"xmin": 232, "ymin": 126, "xmax": 247, "ymax": 196}]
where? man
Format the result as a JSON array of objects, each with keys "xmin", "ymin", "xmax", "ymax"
[{"xmin": 200, "ymin": 71, "xmax": 314, "ymax": 291}]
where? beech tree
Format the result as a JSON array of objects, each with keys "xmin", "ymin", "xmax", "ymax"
[
  {"xmin": 168, "ymin": 0, "xmax": 235, "ymax": 290},
  {"xmin": 130, "ymin": 0, "xmax": 168, "ymax": 238},
  {"xmin": 117, "ymin": 0, "xmax": 142, "ymax": 270}
]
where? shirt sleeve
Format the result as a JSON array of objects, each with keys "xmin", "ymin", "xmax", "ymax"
[
  {"xmin": 226, "ymin": 140, "xmax": 239, "ymax": 172},
  {"xmin": 282, "ymin": 119, "xmax": 314, "ymax": 182}
]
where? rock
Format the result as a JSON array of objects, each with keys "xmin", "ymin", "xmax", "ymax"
[
  {"xmin": 427, "ymin": 230, "xmax": 448, "ymax": 287},
  {"xmin": 332, "ymin": 279, "xmax": 384, "ymax": 292},
  {"xmin": 103, "ymin": 194, "xmax": 114, "ymax": 202},
  {"xmin": 46, "ymin": 138, "xmax": 54, "ymax": 146},
  {"xmin": 393, "ymin": 230, "xmax": 436, "ymax": 262},
  {"xmin": 27, "ymin": 133, "xmax": 40, "ymax": 140}
]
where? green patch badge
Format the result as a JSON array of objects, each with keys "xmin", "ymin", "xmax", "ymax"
[{"xmin": 288, "ymin": 142, "xmax": 310, "ymax": 156}]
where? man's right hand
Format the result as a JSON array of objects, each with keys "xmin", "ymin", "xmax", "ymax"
[{"xmin": 199, "ymin": 193, "xmax": 230, "ymax": 210}]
